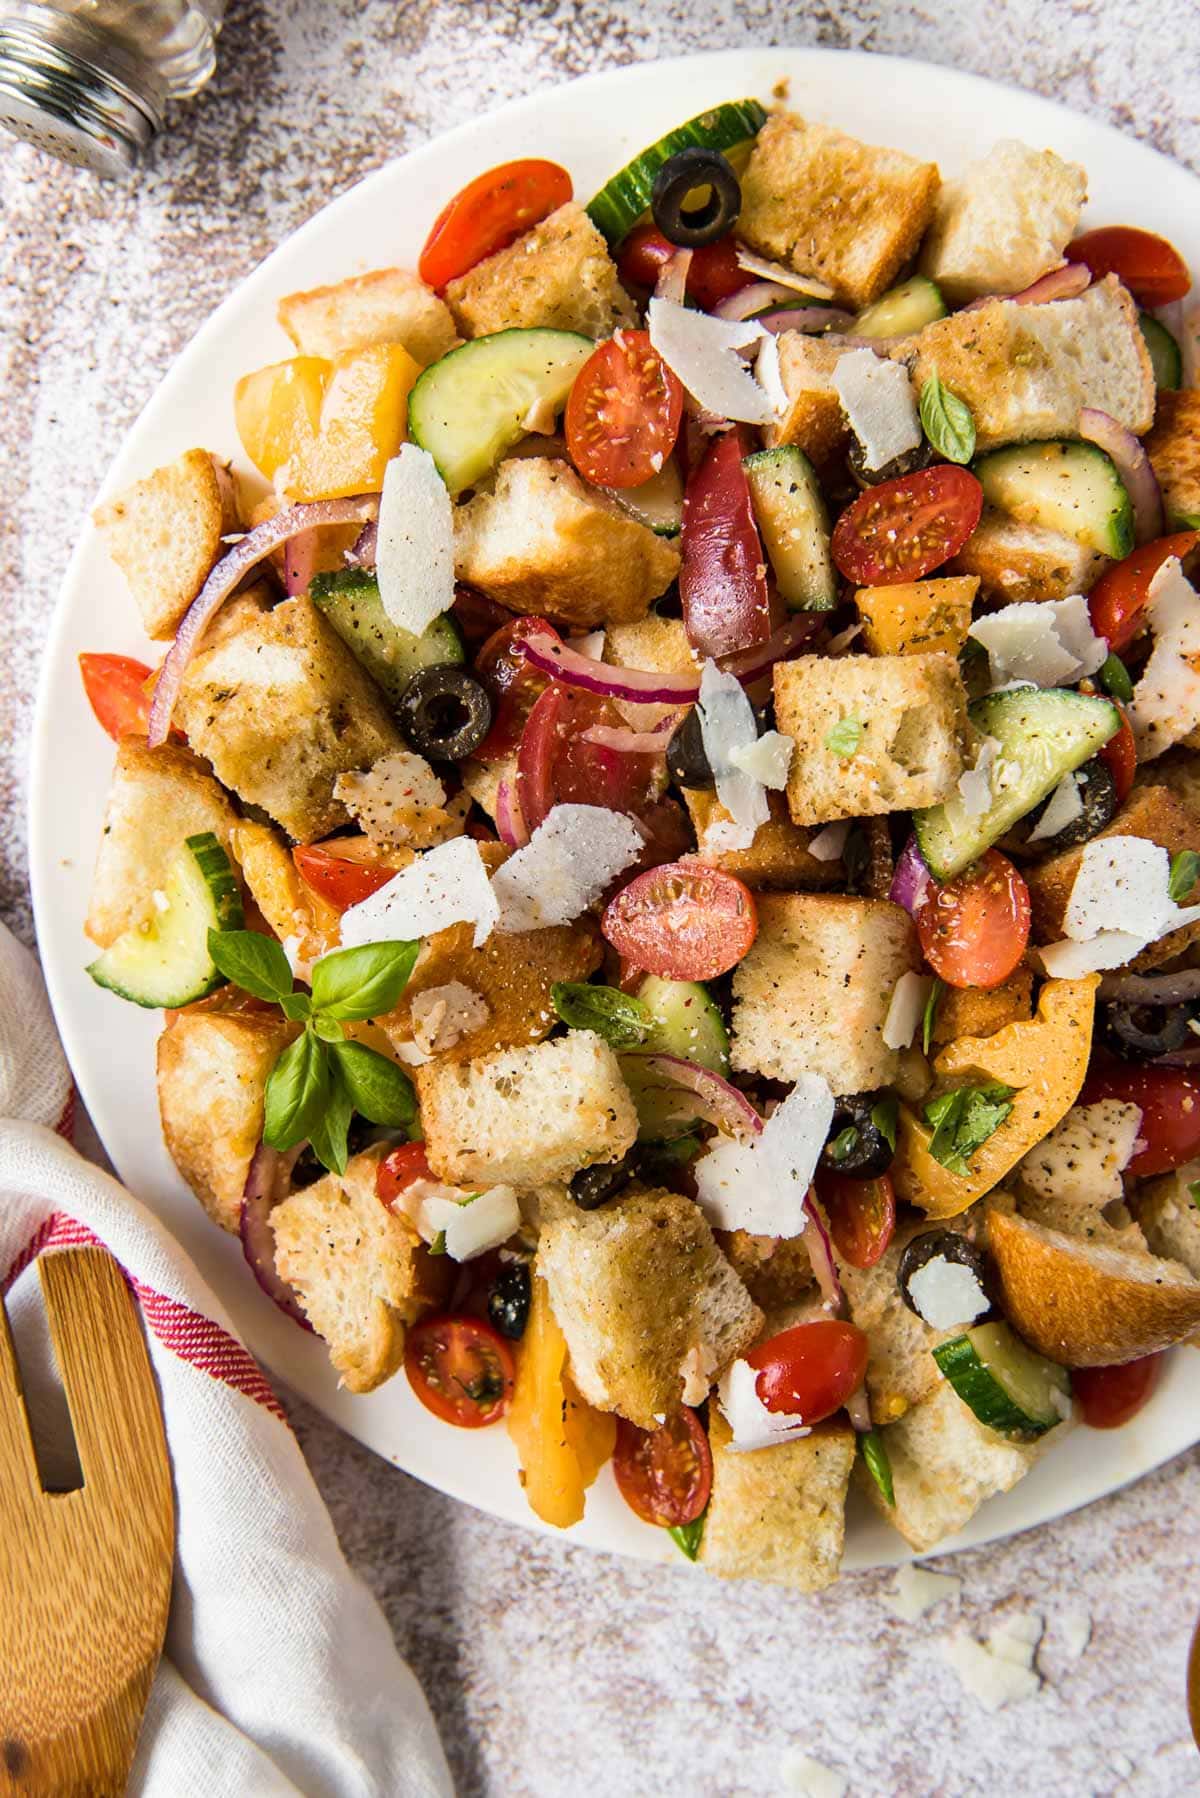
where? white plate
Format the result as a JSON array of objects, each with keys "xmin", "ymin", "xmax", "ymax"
[{"xmin": 30, "ymin": 47, "xmax": 1200, "ymax": 1573}]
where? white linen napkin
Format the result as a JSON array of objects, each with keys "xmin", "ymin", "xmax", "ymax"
[{"xmin": 0, "ymin": 922, "xmax": 452, "ymax": 1797}]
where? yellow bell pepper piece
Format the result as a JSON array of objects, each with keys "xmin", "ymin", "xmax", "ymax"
[
  {"xmin": 507, "ymin": 1267, "xmax": 616, "ymax": 1528},
  {"xmin": 853, "ymin": 575, "xmax": 979, "ymax": 657},
  {"xmin": 234, "ymin": 341, "xmax": 420, "ymax": 500},
  {"xmin": 892, "ymin": 974, "xmax": 1099, "ymax": 1218}
]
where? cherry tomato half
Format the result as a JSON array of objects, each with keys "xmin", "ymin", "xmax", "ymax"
[
  {"xmin": 831, "ymin": 465, "xmax": 984, "ymax": 586},
  {"xmin": 404, "ymin": 1314, "xmax": 516, "ymax": 1428},
  {"xmin": 79, "ymin": 652, "xmax": 169, "ymax": 741},
  {"xmin": 418, "ymin": 159, "xmax": 572, "ymax": 290},
  {"xmin": 603, "ymin": 861, "xmax": 757, "ymax": 980},
  {"xmin": 473, "ymin": 615, "xmax": 561, "ymax": 764},
  {"xmin": 914, "ymin": 849, "xmax": 1031, "ymax": 991},
  {"xmin": 745, "ymin": 1320, "xmax": 870, "ymax": 1425},
  {"xmin": 376, "ymin": 1141, "xmax": 434, "ymax": 1208},
  {"xmin": 613, "ymin": 1407, "xmax": 713, "ymax": 1528},
  {"xmin": 516, "ymin": 680, "xmax": 665, "ymax": 835},
  {"xmin": 818, "ymin": 1172, "xmax": 896, "ymax": 1270},
  {"xmin": 1066, "ymin": 226, "xmax": 1192, "ymax": 308},
  {"xmin": 680, "ymin": 428, "xmax": 773, "ymax": 658},
  {"xmin": 1097, "ymin": 702, "xmax": 1137, "ymax": 802},
  {"xmin": 566, "ymin": 330, "xmax": 683, "ymax": 490},
  {"xmin": 616, "ymin": 224, "xmax": 748, "ymax": 312},
  {"xmin": 1087, "ymin": 531, "xmax": 1199, "ymax": 651},
  {"xmin": 1081, "ymin": 1064, "xmax": 1200, "ymax": 1177},
  {"xmin": 293, "ymin": 843, "xmax": 395, "ymax": 913},
  {"xmin": 1073, "ymin": 1353, "xmax": 1164, "ymax": 1429}
]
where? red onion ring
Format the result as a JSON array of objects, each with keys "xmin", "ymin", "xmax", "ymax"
[
  {"xmin": 655, "ymin": 248, "xmax": 692, "ymax": 306},
  {"xmin": 147, "ymin": 494, "xmax": 380, "ymax": 745},
  {"xmin": 718, "ymin": 611, "xmax": 822, "ymax": 678},
  {"xmin": 961, "ymin": 263, "xmax": 1091, "ymax": 313},
  {"xmin": 518, "ymin": 612, "xmax": 819, "ymax": 704},
  {"xmin": 714, "ymin": 281, "xmax": 801, "ymax": 322},
  {"xmin": 1079, "ymin": 407, "xmax": 1164, "ymax": 545},
  {"xmin": 632, "ymin": 1054, "xmax": 764, "ymax": 1139},
  {"xmin": 802, "ymin": 1195, "xmax": 845, "ymax": 1315},
  {"xmin": 348, "ymin": 517, "xmax": 378, "ymax": 567},
  {"xmin": 240, "ymin": 1143, "xmax": 313, "ymax": 1331},
  {"xmin": 1098, "ymin": 969, "xmax": 1200, "ymax": 1003},
  {"xmin": 1150, "ymin": 1045, "xmax": 1200, "ymax": 1068},
  {"xmin": 845, "ymin": 1385, "xmax": 873, "ymax": 1433},
  {"xmin": 495, "ymin": 776, "xmax": 530, "ymax": 848},
  {"xmin": 283, "ymin": 529, "xmax": 319, "ymax": 596},
  {"xmin": 579, "ymin": 714, "xmax": 680, "ymax": 754},
  {"xmin": 889, "ymin": 835, "xmax": 933, "ymax": 918},
  {"xmin": 755, "ymin": 307, "xmax": 856, "ymax": 336}
]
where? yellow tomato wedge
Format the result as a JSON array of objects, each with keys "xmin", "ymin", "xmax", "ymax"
[
  {"xmin": 507, "ymin": 1267, "xmax": 616, "ymax": 1528},
  {"xmin": 234, "ymin": 342, "xmax": 420, "ymax": 499}
]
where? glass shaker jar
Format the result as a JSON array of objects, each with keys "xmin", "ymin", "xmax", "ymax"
[{"xmin": 0, "ymin": 0, "xmax": 226, "ymax": 176}]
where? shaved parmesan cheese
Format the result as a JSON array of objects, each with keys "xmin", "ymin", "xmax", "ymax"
[
  {"xmin": 1025, "ymin": 770, "xmax": 1084, "ymax": 843},
  {"xmin": 334, "ymin": 749, "xmax": 463, "ymax": 849},
  {"xmin": 718, "ymin": 1357, "xmax": 813, "ymax": 1452},
  {"xmin": 832, "ymin": 349, "xmax": 921, "ymax": 473},
  {"xmin": 1064, "ymin": 836, "xmax": 1200, "ymax": 942},
  {"xmin": 340, "ymin": 835, "xmax": 498, "ymax": 950},
  {"xmin": 566, "ymin": 631, "xmax": 606, "ymax": 659},
  {"xmin": 808, "ymin": 819, "xmax": 851, "ymax": 862},
  {"xmin": 754, "ymin": 331, "xmax": 789, "ymax": 420},
  {"xmin": 988, "ymin": 1611, "xmax": 1043, "ymax": 1670},
  {"xmin": 1057, "ymin": 1609, "xmax": 1092, "ymax": 1661},
  {"xmin": 938, "ymin": 1629, "xmax": 1041, "ymax": 1712},
  {"xmin": 885, "ymin": 1564, "xmax": 962, "ymax": 1622},
  {"xmin": 490, "ymin": 803, "xmax": 643, "ymax": 932},
  {"xmin": 906, "ymin": 1256, "xmax": 989, "ymax": 1329},
  {"xmin": 398, "ymin": 1178, "xmax": 521, "ymax": 1260},
  {"xmin": 376, "ymin": 443, "xmax": 455, "ymax": 638},
  {"xmin": 1037, "ymin": 930, "xmax": 1148, "ymax": 976},
  {"xmin": 1128, "ymin": 556, "xmax": 1200, "ymax": 760},
  {"xmin": 735, "ymin": 248, "xmax": 837, "ymax": 300},
  {"xmin": 679, "ymin": 1341, "xmax": 717, "ymax": 1407},
  {"xmin": 883, "ymin": 971, "xmax": 934, "ymax": 1051},
  {"xmin": 410, "ymin": 982, "xmax": 490, "ymax": 1056},
  {"xmin": 956, "ymin": 735, "xmax": 1001, "ymax": 819},
  {"xmin": 697, "ymin": 660, "xmax": 770, "ymax": 848},
  {"xmin": 694, "ymin": 1073, "xmax": 834, "ymax": 1236},
  {"xmin": 968, "ymin": 595, "xmax": 1107, "ymax": 689},
  {"xmin": 647, "ymin": 297, "xmax": 776, "ymax": 425},
  {"xmin": 729, "ymin": 728, "xmax": 794, "ymax": 788}
]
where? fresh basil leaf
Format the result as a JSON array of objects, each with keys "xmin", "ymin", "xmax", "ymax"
[
  {"xmin": 311, "ymin": 1012, "xmax": 345, "ymax": 1044},
  {"xmin": 429, "ymin": 1230, "xmax": 447, "ymax": 1257},
  {"xmin": 263, "ymin": 1029, "xmax": 329, "ymax": 1153},
  {"xmin": 668, "ymin": 1512, "xmax": 706, "ymax": 1562},
  {"xmin": 306, "ymin": 1058, "xmax": 354, "ymax": 1176},
  {"xmin": 329, "ymin": 1039, "xmax": 417, "ymax": 1127},
  {"xmin": 280, "ymin": 990, "xmax": 312, "ymax": 1022},
  {"xmin": 870, "ymin": 1097, "xmax": 899, "ymax": 1153},
  {"xmin": 824, "ymin": 717, "xmax": 863, "ymax": 758},
  {"xmin": 310, "ymin": 940, "xmax": 420, "ymax": 1022},
  {"xmin": 827, "ymin": 1125, "xmax": 860, "ymax": 1165},
  {"xmin": 919, "ymin": 369, "xmax": 975, "ymax": 465},
  {"xmin": 207, "ymin": 928, "xmax": 294, "ymax": 1003},
  {"xmin": 551, "ymin": 981, "xmax": 651, "ymax": 1050},
  {"xmin": 1169, "ymin": 850, "xmax": 1200, "ymax": 903},
  {"xmin": 1098, "ymin": 651, "xmax": 1134, "ymax": 703},
  {"xmin": 922, "ymin": 977, "xmax": 944, "ymax": 1057},
  {"xmin": 860, "ymin": 1429, "xmax": 894, "ymax": 1507},
  {"xmin": 924, "ymin": 1081, "xmax": 1015, "ymax": 1176}
]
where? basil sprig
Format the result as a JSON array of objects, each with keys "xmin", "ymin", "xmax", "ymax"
[
  {"xmin": 208, "ymin": 930, "xmax": 418, "ymax": 1175},
  {"xmin": 859, "ymin": 1429, "xmax": 894, "ymax": 1507},
  {"xmin": 919, "ymin": 369, "xmax": 976, "ymax": 465},
  {"xmin": 1098, "ymin": 651, "xmax": 1134, "ymax": 704},
  {"xmin": 922, "ymin": 977, "xmax": 944, "ymax": 1057},
  {"xmin": 923, "ymin": 1080, "xmax": 1015, "ymax": 1176},
  {"xmin": 1168, "ymin": 850, "xmax": 1200, "ymax": 903},
  {"xmin": 552, "ymin": 981, "xmax": 652, "ymax": 1050}
]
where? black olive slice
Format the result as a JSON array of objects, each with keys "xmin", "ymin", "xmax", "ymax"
[
  {"xmin": 819, "ymin": 1092, "xmax": 895, "ymax": 1179},
  {"xmin": 650, "ymin": 148, "xmax": 741, "ymax": 249},
  {"xmin": 1101, "ymin": 998, "xmax": 1195, "ymax": 1061},
  {"xmin": 897, "ymin": 1229, "xmax": 990, "ymax": 1320},
  {"xmin": 487, "ymin": 1260, "xmax": 532, "ymax": 1340},
  {"xmin": 396, "ymin": 664, "xmax": 493, "ymax": 761}
]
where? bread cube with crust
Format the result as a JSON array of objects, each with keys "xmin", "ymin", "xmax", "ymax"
[
  {"xmin": 717, "ymin": 1231, "xmax": 815, "ymax": 1310},
  {"xmin": 760, "ymin": 333, "xmax": 850, "ymax": 463},
  {"xmin": 85, "ymin": 737, "xmax": 239, "ymax": 947},
  {"xmin": 604, "ymin": 613, "xmax": 700, "ymax": 730},
  {"xmin": 93, "ymin": 448, "xmax": 240, "ymax": 640},
  {"xmin": 277, "ymin": 267, "xmax": 457, "ymax": 367},
  {"xmin": 683, "ymin": 790, "xmax": 847, "ymax": 890},
  {"xmin": 928, "ymin": 967, "xmax": 1034, "ymax": 1050},
  {"xmin": 774, "ymin": 652, "xmax": 969, "ymax": 825},
  {"xmin": 175, "ymin": 595, "xmax": 403, "ymax": 843},
  {"xmin": 537, "ymin": 1183, "xmax": 762, "ymax": 1429},
  {"xmin": 1137, "ymin": 1163, "xmax": 1200, "ymax": 1283},
  {"xmin": 730, "ymin": 892, "xmax": 921, "ymax": 1094},
  {"xmin": 1145, "ymin": 389, "xmax": 1200, "ymax": 529},
  {"xmin": 444, "ymin": 202, "xmax": 636, "ymax": 340},
  {"xmin": 950, "ymin": 511, "xmax": 1112, "ymax": 605},
  {"xmin": 157, "ymin": 1010, "xmax": 300, "ymax": 1233},
  {"xmin": 854, "ymin": 576, "xmax": 979, "ymax": 658},
  {"xmin": 737, "ymin": 112, "xmax": 940, "ymax": 309},
  {"xmin": 699, "ymin": 1412, "xmax": 856, "ymax": 1589},
  {"xmin": 919, "ymin": 139, "xmax": 1087, "ymax": 303}
]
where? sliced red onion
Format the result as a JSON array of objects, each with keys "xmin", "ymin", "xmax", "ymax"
[
  {"xmin": 634, "ymin": 1054, "xmax": 764, "ymax": 1139},
  {"xmin": 241, "ymin": 1143, "xmax": 313, "ymax": 1331},
  {"xmin": 756, "ymin": 306, "xmax": 856, "ymax": 336},
  {"xmin": 1151, "ymin": 1045, "xmax": 1200, "ymax": 1068},
  {"xmin": 1098, "ymin": 969, "xmax": 1200, "ymax": 1003},
  {"xmin": 961, "ymin": 263, "xmax": 1091, "ymax": 312},
  {"xmin": 1080, "ymin": 407, "xmax": 1163, "ymax": 544},
  {"xmin": 283, "ymin": 529, "xmax": 319, "ymax": 596},
  {"xmin": 655, "ymin": 248, "xmax": 692, "ymax": 306},
  {"xmin": 495, "ymin": 776, "xmax": 530, "ymax": 848},
  {"xmin": 717, "ymin": 611, "xmax": 822, "ymax": 680},
  {"xmin": 348, "ymin": 517, "xmax": 378, "ymax": 567},
  {"xmin": 520, "ymin": 629, "xmax": 702, "ymax": 702},
  {"xmin": 147, "ymin": 495, "xmax": 380, "ymax": 745},
  {"xmin": 734, "ymin": 248, "xmax": 836, "ymax": 301},
  {"xmin": 714, "ymin": 281, "xmax": 800, "ymax": 322},
  {"xmin": 802, "ymin": 1196, "xmax": 845, "ymax": 1315},
  {"xmin": 889, "ymin": 835, "xmax": 933, "ymax": 917},
  {"xmin": 845, "ymin": 1385, "xmax": 873, "ymax": 1433},
  {"xmin": 580, "ymin": 715, "xmax": 680, "ymax": 754}
]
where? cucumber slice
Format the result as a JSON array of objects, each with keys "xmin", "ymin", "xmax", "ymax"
[
  {"xmin": 914, "ymin": 687, "xmax": 1119, "ymax": 880},
  {"xmin": 974, "ymin": 441, "xmax": 1134, "ymax": 559},
  {"xmin": 623, "ymin": 977, "xmax": 729, "ymax": 1141},
  {"xmin": 586, "ymin": 99, "xmax": 768, "ymax": 246},
  {"xmin": 1139, "ymin": 314, "xmax": 1182, "ymax": 390},
  {"xmin": 933, "ymin": 1321, "xmax": 1070, "ymax": 1440},
  {"xmin": 310, "ymin": 568, "xmax": 463, "ymax": 706},
  {"xmin": 854, "ymin": 275, "xmax": 946, "ymax": 339},
  {"xmin": 606, "ymin": 458, "xmax": 684, "ymax": 536},
  {"xmin": 87, "ymin": 833, "xmax": 243, "ymax": 1009},
  {"xmin": 407, "ymin": 328, "xmax": 593, "ymax": 496},
  {"xmin": 744, "ymin": 446, "xmax": 837, "ymax": 610}
]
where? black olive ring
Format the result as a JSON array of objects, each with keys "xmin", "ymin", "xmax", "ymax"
[
  {"xmin": 1101, "ymin": 998, "xmax": 1195, "ymax": 1061},
  {"xmin": 650, "ymin": 147, "xmax": 742, "ymax": 249},
  {"xmin": 819, "ymin": 1092, "xmax": 895, "ymax": 1180},
  {"xmin": 396, "ymin": 664, "xmax": 493, "ymax": 762}
]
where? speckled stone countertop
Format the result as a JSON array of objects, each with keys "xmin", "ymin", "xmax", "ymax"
[{"xmin": 3, "ymin": 4, "xmax": 1200, "ymax": 1793}]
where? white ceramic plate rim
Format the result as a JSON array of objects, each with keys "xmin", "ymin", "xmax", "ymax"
[{"xmin": 29, "ymin": 46, "xmax": 1200, "ymax": 1574}]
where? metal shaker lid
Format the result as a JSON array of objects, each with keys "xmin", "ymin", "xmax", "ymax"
[{"xmin": 0, "ymin": 9, "xmax": 162, "ymax": 177}]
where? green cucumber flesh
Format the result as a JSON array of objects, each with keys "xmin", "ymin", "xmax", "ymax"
[
  {"xmin": 933, "ymin": 1321, "xmax": 1070, "ymax": 1440},
  {"xmin": 914, "ymin": 688, "xmax": 1119, "ymax": 880},
  {"xmin": 407, "ymin": 327, "xmax": 593, "ymax": 496},
  {"xmin": 606, "ymin": 457, "xmax": 684, "ymax": 535},
  {"xmin": 310, "ymin": 568, "xmax": 462, "ymax": 706},
  {"xmin": 623, "ymin": 977, "xmax": 729, "ymax": 1141},
  {"xmin": 87, "ymin": 832, "xmax": 243, "ymax": 1009},
  {"xmin": 743, "ymin": 446, "xmax": 837, "ymax": 610},
  {"xmin": 1138, "ymin": 314, "xmax": 1182, "ymax": 390},
  {"xmin": 973, "ymin": 440, "xmax": 1134, "ymax": 559},
  {"xmin": 586, "ymin": 98, "xmax": 768, "ymax": 246},
  {"xmin": 854, "ymin": 275, "xmax": 946, "ymax": 339}
]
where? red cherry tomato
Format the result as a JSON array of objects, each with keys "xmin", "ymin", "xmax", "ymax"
[
  {"xmin": 613, "ymin": 1407, "xmax": 713, "ymax": 1528},
  {"xmin": 1081, "ymin": 1065, "xmax": 1200, "ymax": 1176},
  {"xmin": 293, "ymin": 844, "xmax": 394, "ymax": 913},
  {"xmin": 565, "ymin": 330, "xmax": 683, "ymax": 490},
  {"xmin": 1087, "ymin": 532, "xmax": 1199, "ymax": 651},
  {"xmin": 680, "ymin": 428, "xmax": 773, "ymax": 658},
  {"xmin": 818, "ymin": 1172, "xmax": 896, "ymax": 1270},
  {"xmin": 616, "ymin": 224, "xmax": 748, "ymax": 312},
  {"xmin": 1097, "ymin": 703, "xmax": 1137, "ymax": 802},
  {"xmin": 376, "ymin": 1141, "xmax": 434, "ymax": 1208},
  {"xmin": 745, "ymin": 1320, "xmax": 870, "ymax": 1425},
  {"xmin": 516, "ymin": 680, "xmax": 665, "ymax": 834},
  {"xmin": 1066, "ymin": 227, "xmax": 1192, "ymax": 308},
  {"xmin": 831, "ymin": 465, "xmax": 984, "ymax": 586},
  {"xmin": 450, "ymin": 583, "xmax": 513, "ymax": 652},
  {"xmin": 404, "ymin": 1314, "xmax": 516, "ymax": 1428},
  {"xmin": 79, "ymin": 652, "xmax": 176, "ymax": 741},
  {"xmin": 418, "ymin": 159, "xmax": 572, "ymax": 290},
  {"xmin": 603, "ymin": 861, "xmax": 757, "ymax": 980},
  {"xmin": 914, "ymin": 849, "xmax": 1031, "ymax": 990},
  {"xmin": 1073, "ymin": 1353, "xmax": 1165, "ymax": 1429},
  {"xmin": 472, "ymin": 616, "xmax": 561, "ymax": 763}
]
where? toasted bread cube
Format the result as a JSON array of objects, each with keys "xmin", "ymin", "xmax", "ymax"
[
  {"xmin": 738, "ymin": 113, "xmax": 939, "ymax": 309},
  {"xmin": 537, "ymin": 1184, "xmax": 761, "ymax": 1429},
  {"xmin": 459, "ymin": 754, "xmax": 513, "ymax": 827},
  {"xmin": 682, "ymin": 790, "xmax": 846, "ymax": 890},
  {"xmin": 1016, "ymin": 1099, "xmax": 1146, "ymax": 1250},
  {"xmin": 950, "ymin": 510, "xmax": 1112, "ymax": 604},
  {"xmin": 1145, "ymin": 389, "xmax": 1200, "ymax": 529},
  {"xmin": 93, "ymin": 449, "xmax": 240, "ymax": 640},
  {"xmin": 919, "ymin": 140, "xmax": 1087, "ymax": 303},
  {"xmin": 774, "ymin": 652, "xmax": 968, "ymax": 825},
  {"xmin": 453, "ymin": 457, "xmax": 679, "ymax": 630},
  {"xmin": 928, "ymin": 967, "xmax": 1034, "ymax": 1050},
  {"xmin": 1139, "ymin": 746, "xmax": 1200, "ymax": 815},
  {"xmin": 731, "ymin": 892, "xmax": 921, "ymax": 1094},
  {"xmin": 699, "ymin": 1412, "xmax": 855, "ymax": 1588},
  {"xmin": 271, "ymin": 1152, "xmax": 450, "ymax": 1394},
  {"xmin": 277, "ymin": 267, "xmax": 457, "ymax": 367},
  {"xmin": 444, "ymin": 202, "xmax": 636, "ymax": 340},
  {"xmin": 416, "ymin": 1031, "xmax": 637, "ymax": 1187},
  {"xmin": 894, "ymin": 276, "xmax": 1154, "ymax": 452},
  {"xmin": 717, "ymin": 1231, "xmax": 815, "ymax": 1310},
  {"xmin": 760, "ymin": 332, "xmax": 849, "ymax": 462},
  {"xmin": 230, "ymin": 817, "xmax": 347, "ymax": 968},
  {"xmin": 841, "ymin": 1215, "xmax": 981, "ymax": 1423},
  {"xmin": 854, "ymin": 576, "xmax": 979, "ymax": 658},
  {"xmin": 85, "ymin": 737, "xmax": 239, "ymax": 947},
  {"xmin": 157, "ymin": 1010, "xmax": 300, "ymax": 1233},
  {"xmin": 1137, "ymin": 1163, "xmax": 1200, "ymax": 1282},
  {"xmin": 604, "ymin": 614, "xmax": 700, "ymax": 730},
  {"xmin": 175, "ymin": 595, "xmax": 403, "ymax": 843}
]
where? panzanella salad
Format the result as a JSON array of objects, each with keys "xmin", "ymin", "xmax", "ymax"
[{"xmin": 81, "ymin": 101, "xmax": 1200, "ymax": 1585}]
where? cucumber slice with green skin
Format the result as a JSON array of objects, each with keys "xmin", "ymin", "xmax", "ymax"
[
  {"xmin": 914, "ymin": 688, "xmax": 1120, "ymax": 880},
  {"xmin": 854, "ymin": 275, "xmax": 946, "ymax": 339},
  {"xmin": 933, "ymin": 1322, "xmax": 1071, "ymax": 1440},
  {"xmin": 586, "ymin": 99, "xmax": 768, "ymax": 246},
  {"xmin": 973, "ymin": 440, "xmax": 1135, "ymax": 559},
  {"xmin": 1138, "ymin": 314, "xmax": 1182, "ymax": 390},
  {"xmin": 623, "ymin": 976, "xmax": 730, "ymax": 1140},
  {"xmin": 87, "ymin": 833, "xmax": 243, "ymax": 1009},
  {"xmin": 606, "ymin": 457, "xmax": 684, "ymax": 536},
  {"xmin": 310, "ymin": 569, "xmax": 463, "ymax": 706},
  {"xmin": 407, "ymin": 328, "xmax": 593, "ymax": 496},
  {"xmin": 744, "ymin": 446, "xmax": 837, "ymax": 610}
]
